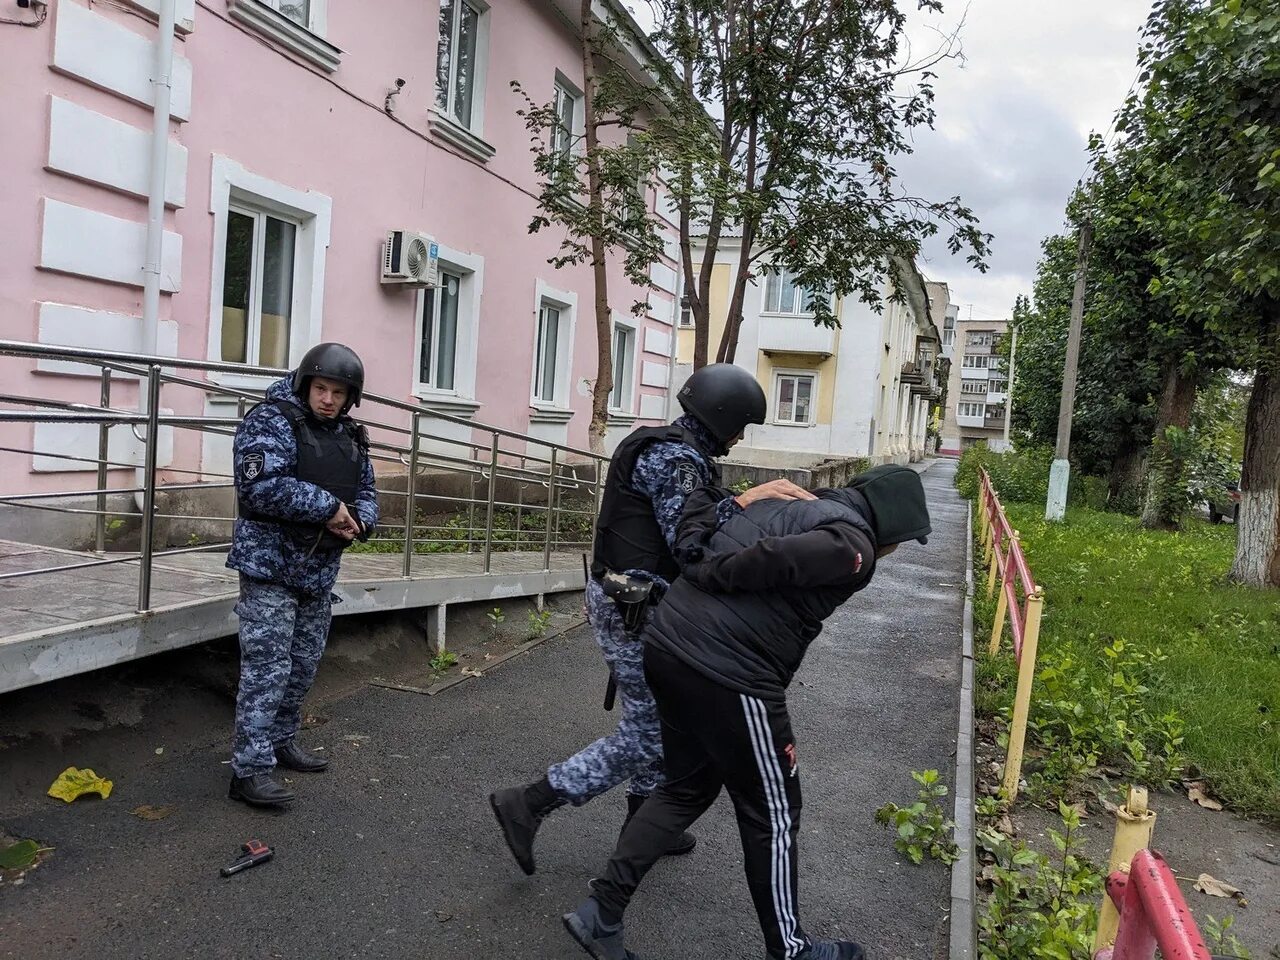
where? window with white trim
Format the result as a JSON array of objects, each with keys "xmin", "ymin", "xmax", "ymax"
[
  {"xmin": 960, "ymin": 380, "xmax": 987, "ymax": 396},
  {"xmin": 533, "ymin": 302, "xmax": 566, "ymax": 405},
  {"xmin": 966, "ymin": 330, "xmax": 994, "ymax": 346},
  {"xmin": 609, "ymin": 323, "xmax": 636, "ymax": 413},
  {"xmin": 763, "ymin": 267, "xmax": 824, "ymax": 315},
  {"xmin": 961, "ymin": 354, "xmax": 990, "ymax": 369},
  {"xmin": 207, "ymin": 156, "xmax": 332, "ymax": 387},
  {"xmin": 418, "ymin": 270, "xmax": 464, "ymax": 391},
  {"xmin": 436, "ymin": 0, "xmax": 484, "ymax": 130},
  {"xmin": 219, "ymin": 204, "xmax": 299, "ymax": 369},
  {"xmin": 551, "ymin": 78, "xmax": 581, "ymax": 169},
  {"xmin": 775, "ymin": 373, "xmax": 815, "ymax": 425},
  {"xmin": 678, "ymin": 295, "xmax": 693, "ymax": 328},
  {"xmin": 261, "ymin": 0, "xmax": 310, "ymax": 27},
  {"xmin": 957, "ymin": 401, "xmax": 986, "ymax": 418}
]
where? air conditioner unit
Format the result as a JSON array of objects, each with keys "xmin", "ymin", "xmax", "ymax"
[{"xmin": 381, "ymin": 231, "xmax": 438, "ymax": 286}]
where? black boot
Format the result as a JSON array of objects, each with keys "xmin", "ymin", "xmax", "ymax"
[
  {"xmin": 489, "ymin": 776, "xmax": 566, "ymax": 875},
  {"xmin": 623, "ymin": 793, "xmax": 696, "ymax": 856},
  {"xmin": 229, "ymin": 773, "xmax": 295, "ymax": 807},
  {"xmin": 274, "ymin": 740, "xmax": 329, "ymax": 773}
]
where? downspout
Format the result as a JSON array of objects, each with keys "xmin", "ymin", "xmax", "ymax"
[{"xmin": 137, "ymin": 0, "xmax": 177, "ymax": 508}]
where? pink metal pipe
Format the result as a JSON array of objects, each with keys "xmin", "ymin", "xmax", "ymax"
[{"xmin": 1099, "ymin": 851, "xmax": 1211, "ymax": 960}]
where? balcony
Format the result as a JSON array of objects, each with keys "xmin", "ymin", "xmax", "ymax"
[
  {"xmin": 986, "ymin": 390, "xmax": 1008, "ymax": 405},
  {"xmin": 957, "ymin": 414, "xmax": 986, "ymax": 428},
  {"xmin": 758, "ymin": 314, "xmax": 837, "ymax": 357}
]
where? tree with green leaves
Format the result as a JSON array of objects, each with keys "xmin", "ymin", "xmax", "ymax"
[
  {"xmin": 646, "ymin": 0, "xmax": 990, "ymax": 367},
  {"xmin": 514, "ymin": 5, "xmax": 668, "ymax": 453},
  {"xmin": 1117, "ymin": 0, "xmax": 1280, "ymax": 584}
]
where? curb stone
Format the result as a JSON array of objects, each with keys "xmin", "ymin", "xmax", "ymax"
[{"xmin": 949, "ymin": 499, "xmax": 977, "ymax": 960}]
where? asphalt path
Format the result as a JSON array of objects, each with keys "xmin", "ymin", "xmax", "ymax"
[{"xmin": 1, "ymin": 460, "xmax": 966, "ymax": 960}]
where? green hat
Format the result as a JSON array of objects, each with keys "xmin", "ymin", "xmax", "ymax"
[{"xmin": 846, "ymin": 465, "xmax": 931, "ymax": 546}]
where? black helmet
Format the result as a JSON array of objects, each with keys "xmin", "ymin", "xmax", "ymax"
[
  {"xmin": 293, "ymin": 342, "xmax": 365, "ymax": 410},
  {"xmin": 677, "ymin": 363, "xmax": 766, "ymax": 444}
]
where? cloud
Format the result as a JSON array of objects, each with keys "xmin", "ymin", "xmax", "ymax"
[{"xmin": 896, "ymin": 0, "xmax": 1150, "ymax": 319}]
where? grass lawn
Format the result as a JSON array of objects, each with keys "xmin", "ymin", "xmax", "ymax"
[{"xmin": 979, "ymin": 504, "xmax": 1280, "ymax": 819}]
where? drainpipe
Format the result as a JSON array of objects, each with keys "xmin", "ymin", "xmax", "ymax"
[{"xmin": 137, "ymin": 0, "xmax": 176, "ymax": 507}]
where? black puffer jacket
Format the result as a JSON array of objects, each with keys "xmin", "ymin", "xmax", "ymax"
[{"xmin": 644, "ymin": 486, "xmax": 879, "ymax": 701}]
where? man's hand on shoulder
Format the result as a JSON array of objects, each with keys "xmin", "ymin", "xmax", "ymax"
[{"xmin": 734, "ymin": 479, "xmax": 817, "ymax": 508}]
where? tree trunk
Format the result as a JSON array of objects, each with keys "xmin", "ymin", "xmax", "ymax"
[
  {"xmin": 1230, "ymin": 310, "xmax": 1280, "ymax": 588},
  {"xmin": 1107, "ymin": 445, "xmax": 1146, "ymax": 515},
  {"xmin": 1140, "ymin": 365, "xmax": 1198, "ymax": 530},
  {"xmin": 580, "ymin": 0, "xmax": 612, "ymax": 455}
]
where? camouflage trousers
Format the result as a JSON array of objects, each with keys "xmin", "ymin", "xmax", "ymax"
[
  {"xmin": 231, "ymin": 576, "xmax": 333, "ymax": 777},
  {"xmin": 548, "ymin": 579, "xmax": 663, "ymax": 804}
]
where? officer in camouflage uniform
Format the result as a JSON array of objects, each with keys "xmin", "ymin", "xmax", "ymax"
[
  {"xmin": 489, "ymin": 364, "xmax": 816, "ymax": 873},
  {"xmin": 227, "ymin": 343, "xmax": 379, "ymax": 808}
]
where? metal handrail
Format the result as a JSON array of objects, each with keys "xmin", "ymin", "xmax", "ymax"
[{"xmin": 0, "ymin": 340, "xmax": 608, "ymax": 613}]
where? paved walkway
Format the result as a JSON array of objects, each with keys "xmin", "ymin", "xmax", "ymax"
[{"xmin": 0, "ymin": 461, "xmax": 967, "ymax": 960}]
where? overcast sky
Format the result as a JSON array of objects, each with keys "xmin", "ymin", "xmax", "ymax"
[{"xmin": 896, "ymin": 0, "xmax": 1151, "ymax": 321}]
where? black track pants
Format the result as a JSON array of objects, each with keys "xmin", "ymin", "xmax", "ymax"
[{"xmin": 590, "ymin": 644, "xmax": 810, "ymax": 959}]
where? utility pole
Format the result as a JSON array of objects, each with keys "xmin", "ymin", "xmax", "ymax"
[{"xmin": 1045, "ymin": 219, "xmax": 1093, "ymax": 521}]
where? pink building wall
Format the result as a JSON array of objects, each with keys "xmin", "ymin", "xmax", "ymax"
[{"xmin": 0, "ymin": 0, "xmax": 680, "ymax": 497}]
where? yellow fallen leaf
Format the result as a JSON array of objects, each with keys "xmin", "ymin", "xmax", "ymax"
[
  {"xmin": 47, "ymin": 767, "xmax": 113, "ymax": 803},
  {"xmin": 1188, "ymin": 785, "xmax": 1224, "ymax": 811},
  {"xmin": 1194, "ymin": 873, "xmax": 1246, "ymax": 904}
]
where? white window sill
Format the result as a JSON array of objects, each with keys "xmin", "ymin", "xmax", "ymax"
[
  {"xmin": 208, "ymin": 369, "xmax": 281, "ymax": 395},
  {"xmin": 771, "ymin": 420, "xmax": 816, "ymax": 428},
  {"xmin": 607, "ymin": 410, "xmax": 638, "ymax": 425},
  {"xmin": 227, "ymin": 0, "xmax": 342, "ymax": 73},
  {"xmin": 413, "ymin": 391, "xmax": 482, "ymax": 419},
  {"xmin": 428, "ymin": 110, "xmax": 496, "ymax": 163},
  {"xmin": 761, "ymin": 311, "xmax": 818, "ymax": 320},
  {"xmin": 529, "ymin": 405, "xmax": 574, "ymax": 424}
]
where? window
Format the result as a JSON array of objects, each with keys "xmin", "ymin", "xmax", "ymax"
[
  {"xmin": 437, "ymin": 0, "xmax": 482, "ymax": 129},
  {"xmin": 943, "ymin": 329, "xmax": 955, "ymax": 348},
  {"xmin": 219, "ymin": 205, "xmax": 299, "ymax": 368},
  {"xmin": 987, "ymin": 404, "xmax": 1007, "ymax": 420},
  {"xmin": 775, "ymin": 373, "xmax": 815, "ymax": 425},
  {"xmin": 609, "ymin": 323, "xmax": 636, "ymax": 413},
  {"xmin": 533, "ymin": 304, "xmax": 561, "ymax": 403},
  {"xmin": 418, "ymin": 270, "xmax": 464, "ymax": 391},
  {"xmin": 551, "ymin": 79, "xmax": 581, "ymax": 169},
  {"xmin": 962, "ymin": 354, "xmax": 990, "ymax": 369},
  {"xmin": 208, "ymin": 157, "xmax": 332, "ymax": 388},
  {"xmin": 958, "ymin": 402, "xmax": 986, "ymax": 418},
  {"xmin": 678, "ymin": 295, "xmax": 693, "ymax": 328},
  {"xmin": 966, "ymin": 330, "xmax": 994, "ymax": 347},
  {"xmin": 763, "ymin": 267, "xmax": 824, "ymax": 315},
  {"xmin": 987, "ymin": 376, "xmax": 1008, "ymax": 393},
  {"xmin": 961, "ymin": 381, "xmax": 987, "ymax": 396},
  {"xmin": 262, "ymin": 0, "xmax": 309, "ymax": 27}
]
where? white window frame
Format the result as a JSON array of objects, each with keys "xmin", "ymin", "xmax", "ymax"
[
  {"xmin": 551, "ymin": 74, "xmax": 584, "ymax": 165},
  {"xmin": 221, "ymin": 202, "xmax": 301, "ymax": 370},
  {"xmin": 226, "ymin": 0, "xmax": 339, "ymax": 73},
  {"xmin": 431, "ymin": 0, "xmax": 492, "ymax": 158},
  {"xmin": 412, "ymin": 243, "xmax": 484, "ymax": 406},
  {"xmin": 773, "ymin": 370, "xmax": 817, "ymax": 426},
  {"xmin": 677, "ymin": 295, "xmax": 694, "ymax": 328},
  {"xmin": 960, "ymin": 380, "xmax": 987, "ymax": 396},
  {"xmin": 761, "ymin": 266, "xmax": 824, "ymax": 317},
  {"xmin": 966, "ymin": 330, "xmax": 994, "ymax": 347},
  {"xmin": 530, "ymin": 280, "xmax": 577, "ymax": 412},
  {"xmin": 608, "ymin": 314, "xmax": 638, "ymax": 415},
  {"xmin": 206, "ymin": 156, "xmax": 332, "ymax": 391},
  {"xmin": 961, "ymin": 354, "xmax": 990, "ymax": 369},
  {"xmin": 957, "ymin": 401, "xmax": 987, "ymax": 419}
]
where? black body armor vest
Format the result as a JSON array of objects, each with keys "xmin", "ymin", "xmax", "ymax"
[
  {"xmin": 590, "ymin": 424, "xmax": 721, "ymax": 580},
  {"xmin": 241, "ymin": 401, "xmax": 366, "ymax": 552}
]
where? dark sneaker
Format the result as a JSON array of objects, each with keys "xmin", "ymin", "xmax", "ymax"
[
  {"xmin": 229, "ymin": 773, "xmax": 295, "ymax": 807},
  {"xmin": 795, "ymin": 940, "xmax": 866, "ymax": 960},
  {"xmin": 274, "ymin": 740, "xmax": 329, "ymax": 773},
  {"xmin": 490, "ymin": 785, "xmax": 547, "ymax": 875},
  {"xmin": 562, "ymin": 897, "xmax": 639, "ymax": 960}
]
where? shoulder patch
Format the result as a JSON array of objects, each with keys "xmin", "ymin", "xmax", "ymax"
[
  {"xmin": 242, "ymin": 451, "xmax": 265, "ymax": 481},
  {"xmin": 675, "ymin": 462, "xmax": 698, "ymax": 495}
]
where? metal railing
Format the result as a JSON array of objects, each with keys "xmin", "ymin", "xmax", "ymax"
[
  {"xmin": 0, "ymin": 340, "xmax": 608, "ymax": 614},
  {"xmin": 1095, "ymin": 849, "xmax": 1211, "ymax": 960},
  {"xmin": 978, "ymin": 467, "xmax": 1045, "ymax": 802}
]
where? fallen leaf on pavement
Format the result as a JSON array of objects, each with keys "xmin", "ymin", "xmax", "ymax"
[
  {"xmin": 461, "ymin": 667, "xmax": 483, "ymax": 678},
  {"xmin": 1194, "ymin": 873, "xmax": 1246, "ymax": 905},
  {"xmin": 434, "ymin": 911, "xmax": 453, "ymax": 923},
  {"xmin": 47, "ymin": 767, "xmax": 113, "ymax": 803},
  {"xmin": 131, "ymin": 805, "xmax": 174, "ymax": 822},
  {"xmin": 0, "ymin": 840, "xmax": 40, "ymax": 870},
  {"xmin": 1187, "ymin": 784, "xmax": 1223, "ymax": 811},
  {"xmin": 996, "ymin": 816, "xmax": 1015, "ymax": 836}
]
